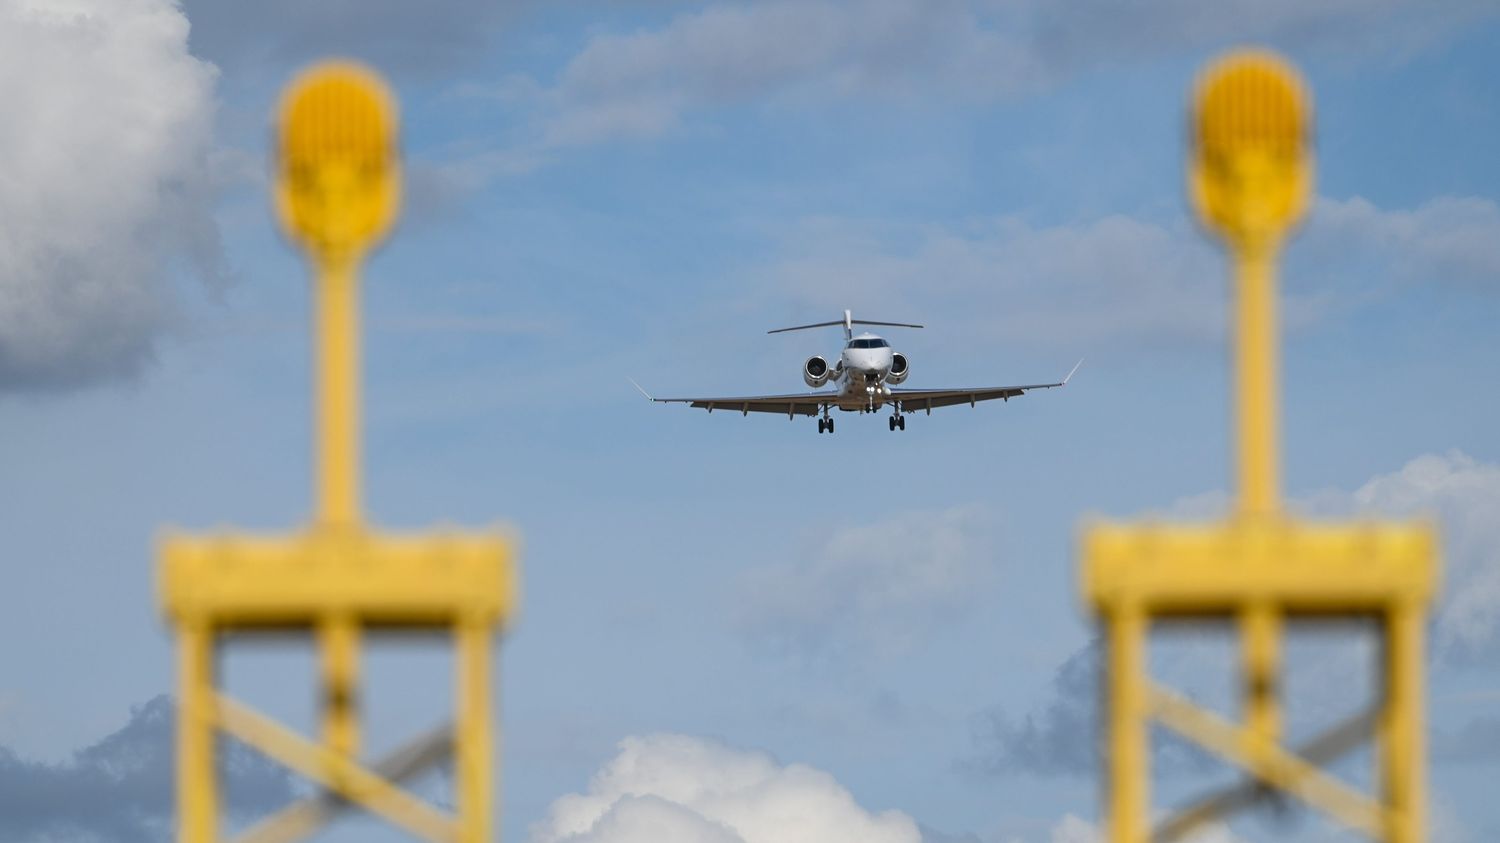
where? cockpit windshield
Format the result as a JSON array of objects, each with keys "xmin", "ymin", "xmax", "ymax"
[{"xmin": 846, "ymin": 338, "xmax": 890, "ymax": 349}]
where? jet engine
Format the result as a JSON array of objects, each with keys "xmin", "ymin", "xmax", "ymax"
[
  {"xmin": 887, "ymin": 352, "xmax": 910, "ymax": 385},
  {"xmin": 803, "ymin": 355, "xmax": 832, "ymax": 388}
]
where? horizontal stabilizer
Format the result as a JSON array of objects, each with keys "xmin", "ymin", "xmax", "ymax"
[{"xmin": 768, "ymin": 318, "xmax": 924, "ymax": 334}]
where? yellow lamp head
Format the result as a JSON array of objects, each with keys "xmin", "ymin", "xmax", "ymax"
[
  {"xmin": 1189, "ymin": 49, "xmax": 1312, "ymax": 248},
  {"xmin": 274, "ymin": 61, "xmax": 401, "ymax": 262}
]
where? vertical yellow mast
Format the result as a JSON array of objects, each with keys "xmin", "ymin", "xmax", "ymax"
[
  {"xmin": 1080, "ymin": 49, "xmax": 1437, "ymax": 843},
  {"xmin": 160, "ymin": 61, "xmax": 517, "ymax": 843},
  {"xmin": 273, "ymin": 62, "xmax": 400, "ymax": 527},
  {"xmin": 1188, "ymin": 50, "xmax": 1311, "ymax": 519}
]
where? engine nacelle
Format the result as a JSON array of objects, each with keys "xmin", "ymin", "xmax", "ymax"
[
  {"xmin": 887, "ymin": 352, "xmax": 910, "ymax": 385},
  {"xmin": 803, "ymin": 355, "xmax": 832, "ymax": 388}
]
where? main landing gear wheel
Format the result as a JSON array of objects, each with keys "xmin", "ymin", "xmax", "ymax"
[
  {"xmin": 818, "ymin": 417, "xmax": 835, "ymax": 434},
  {"xmin": 889, "ymin": 414, "xmax": 906, "ymax": 431}
]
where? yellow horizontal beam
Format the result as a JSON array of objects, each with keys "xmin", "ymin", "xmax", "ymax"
[
  {"xmin": 1146, "ymin": 683, "xmax": 1386, "ymax": 838},
  {"xmin": 213, "ymin": 693, "xmax": 458, "ymax": 843},
  {"xmin": 1082, "ymin": 517, "xmax": 1437, "ymax": 613},
  {"xmin": 159, "ymin": 525, "xmax": 516, "ymax": 627}
]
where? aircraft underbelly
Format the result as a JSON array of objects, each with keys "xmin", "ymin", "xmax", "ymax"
[{"xmin": 834, "ymin": 375, "xmax": 888, "ymax": 411}]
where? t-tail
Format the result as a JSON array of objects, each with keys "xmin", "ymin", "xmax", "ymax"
[{"xmin": 766, "ymin": 309, "xmax": 924, "ymax": 340}]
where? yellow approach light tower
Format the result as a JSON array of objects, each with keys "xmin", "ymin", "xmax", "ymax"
[
  {"xmin": 1080, "ymin": 50, "xmax": 1438, "ymax": 843},
  {"xmin": 159, "ymin": 62, "xmax": 517, "ymax": 843}
]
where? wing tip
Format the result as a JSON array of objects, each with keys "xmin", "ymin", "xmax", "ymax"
[
  {"xmin": 627, "ymin": 377, "xmax": 655, "ymax": 401},
  {"xmin": 1063, "ymin": 357, "xmax": 1084, "ymax": 385}
]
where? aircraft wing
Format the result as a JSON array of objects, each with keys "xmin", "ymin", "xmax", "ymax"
[
  {"xmin": 631, "ymin": 381, "xmax": 834, "ymax": 417},
  {"xmin": 889, "ymin": 359, "xmax": 1082, "ymax": 412}
]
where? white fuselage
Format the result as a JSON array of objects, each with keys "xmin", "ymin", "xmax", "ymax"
[{"xmin": 831, "ymin": 332, "xmax": 895, "ymax": 411}]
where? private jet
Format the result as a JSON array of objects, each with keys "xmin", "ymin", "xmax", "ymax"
[{"xmin": 632, "ymin": 311, "xmax": 1080, "ymax": 433}]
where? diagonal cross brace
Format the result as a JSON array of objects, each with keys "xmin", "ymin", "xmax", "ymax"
[
  {"xmin": 233, "ymin": 722, "xmax": 455, "ymax": 843},
  {"xmin": 1146, "ymin": 683, "xmax": 1388, "ymax": 838},
  {"xmin": 213, "ymin": 693, "xmax": 458, "ymax": 843},
  {"xmin": 1155, "ymin": 705, "xmax": 1379, "ymax": 841}
]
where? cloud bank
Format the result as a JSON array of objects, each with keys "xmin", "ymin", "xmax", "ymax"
[
  {"xmin": 973, "ymin": 451, "xmax": 1500, "ymax": 777},
  {"xmin": 762, "ymin": 196, "xmax": 1500, "ymax": 351},
  {"xmin": 736, "ymin": 505, "xmax": 1000, "ymax": 658},
  {"xmin": 480, "ymin": 0, "xmax": 1497, "ymax": 156},
  {"xmin": 0, "ymin": 696, "xmax": 293, "ymax": 843},
  {"xmin": 0, "ymin": 0, "xmax": 222, "ymax": 391},
  {"xmin": 529, "ymin": 733, "xmax": 921, "ymax": 843},
  {"xmin": 181, "ymin": 0, "xmax": 519, "ymax": 77}
]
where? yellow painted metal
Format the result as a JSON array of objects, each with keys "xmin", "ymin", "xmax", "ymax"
[
  {"xmin": 1382, "ymin": 601, "xmax": 1428, "ymax": 843},
  {"xmin": 1189, "ymin": 49, "xmax": 1311, "ymax": 517},
  {"xmin": 1107, "ymin": 605, "xmax": 1148, "ymax": 843},
  {"xmin": 458, "ymin": 618, "xmax": 494, "ymax": 843},
  {"xmin": 1080, "ymin": 48, "xmax": 1438, "ymax": 842},
  {"xmin": 1146, "ymin": 684, "xmax": 1387, "ymax": 837},
  {"xmin": 273, "ymin": 61, "xmax": 399, "ymax": 266},
  {"xmin": 314, "ymin": 261, "xmax": 362, "ymax": 526},
  {"xmin": 215, "ymin": 695, "xmax": 459, "ymax": 843},
  {"xmin": 177, "ymin": 621, "xmax": 217, "ymax": 843},
  {"xmin": 235, "ymin": 723, "xmax": 454, "ymax": 843},
  {"xmin": 159, "ymin": 61, "xmax": 517, "ymax": 843}
]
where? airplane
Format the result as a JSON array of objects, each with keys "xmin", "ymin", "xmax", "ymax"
[{"xmin": 631, "ymin": 310, "xmax": 1080, "ymax": 433}]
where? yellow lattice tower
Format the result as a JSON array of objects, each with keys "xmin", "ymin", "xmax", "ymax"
[
  {"xmin": 1080, "ymin": 50, "xmax": 1439, "ymax": 843},
  {"xmin": 158, "ymin": 61, "xmax": 517, "ymax": 843}
]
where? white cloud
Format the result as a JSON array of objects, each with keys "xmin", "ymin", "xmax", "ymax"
[
  {"xmin": 755, "ymin": 194, "xmax": 1500, "ymax": 350},
  {"xmin": 485, "ymin": 0, "xmax": 1495, "ymax": 153},
  {"xmin": 1159, "ymin": 451, "xmax": 1500, "ymax": 656},
  {"xmin": 736, "ymin": 505, "xmax": 999, "ymax": 657},
  {"xmin": 1332, "ymin": 451, "xmax": 1500, "ymax": 658},
  {"xmin": 1162, "ymin": 451, "xmax": 1500, "ymax": 658},
  {"xmin": 1311, "ymin": 195, "xmax": 1500, "ymax": 285},
  {"xmin": 540, "ymin": 0, "xmax": 1040, "ymax": 147},
  {"xmin": 980, "ymin": 452, "xmax": 1500, "ymax": 781},
  {"xmin": 764, "ymin": 213, "xmax": 1227, "ymax": 349},
  {"xmin": 0, "ymin": 0, "xmax": 220, "ymax": 390},
  {"xmin": 180, "ymin": 0, "xmax": 519, "ymax": 77},
  {"xmin": 529, "ymin": 733, "xmax": 922, "ymax": 843},
  {"xmin": 1033, "ymin": 813, "xmax": 1245, "ymax": 843}
]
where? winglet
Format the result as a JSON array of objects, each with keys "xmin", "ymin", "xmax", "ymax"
[
  {"xmin": 1063, "ymin": 358, "xmax": 1084, "ymax": 385},
  {"xmin": 627, "ymin": 377, "xmax": 655, "ymax": 402}
]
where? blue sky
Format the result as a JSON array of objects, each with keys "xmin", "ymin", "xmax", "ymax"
[{"xmin": 1, "ymin": 1, "xmax": 1499, "ymax": 842}]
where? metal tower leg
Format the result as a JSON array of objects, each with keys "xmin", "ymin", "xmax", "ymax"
[
  {"xmin": 179, "ymin": 620, "xmax": 217, "ymax": 843},
  {"xmin": 1108, "ymin": 605, "xmax": 1148, "ymax": 843}
]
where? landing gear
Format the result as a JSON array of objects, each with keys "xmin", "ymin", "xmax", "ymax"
[
  {"xmin": 818, "ymin": 413, "xmax": 835, "ymax": 434},
  {"xmin": 887, "ymin": 414, "xmax": 906, "ymax": 431}
]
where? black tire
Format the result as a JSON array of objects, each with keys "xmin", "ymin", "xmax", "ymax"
[
  {"xmin": 888, "ymin": 416, "xmax": 896, "ymax": 431},
  {"xmin": 898, "ymin": 417, "xmax": 906, "ymax": 430},
  {"xmin": 828, "ymin": 418, "xmax": 835, "ymax": 433}
]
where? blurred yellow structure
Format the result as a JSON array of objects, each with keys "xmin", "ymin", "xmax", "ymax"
[
  {"xmin": 158, "ymin": 62, "xmax": 517, "ymax": 843},
  {"xmin": 1080, "ymin": 50, "xmax": 1439, "ymax": 843}
]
